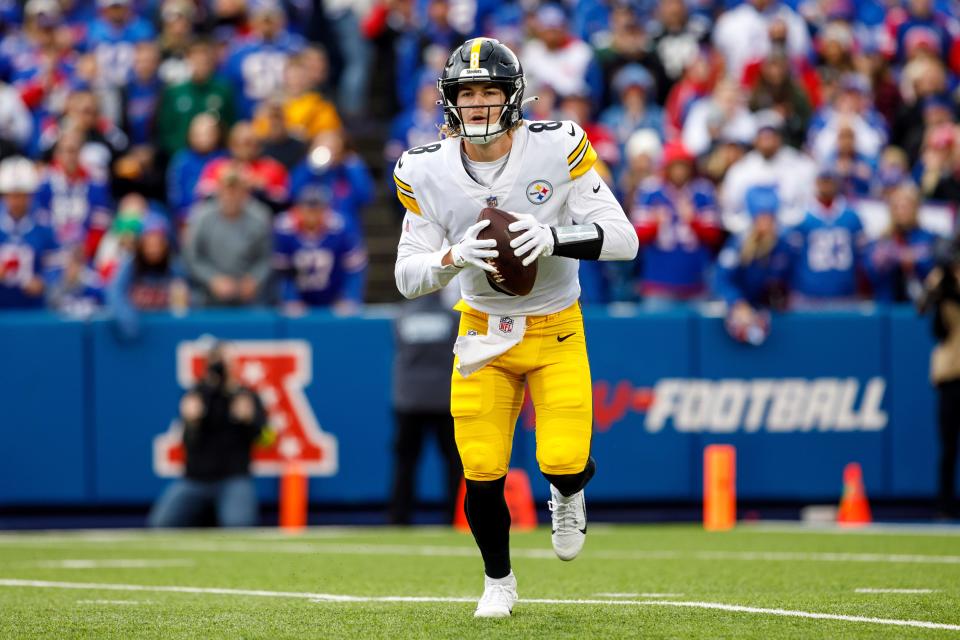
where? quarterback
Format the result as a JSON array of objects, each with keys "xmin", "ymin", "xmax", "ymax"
[{"xmin": 394, "ymin": 38, "xmax": 639, "ymax": 618}]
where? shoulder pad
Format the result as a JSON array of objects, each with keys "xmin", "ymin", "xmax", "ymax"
[{"xmin": 392, "ymin": 142, "xmax": 442, "ymax": 216}]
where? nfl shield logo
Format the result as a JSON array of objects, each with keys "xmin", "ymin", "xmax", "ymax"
[
  {"xmin": 499, "ymin": 316, "xmax": 514, "ymax": 333},
  {"xmin": 486, "ymin": 196, "xmax": 499, "ymax": 207}
]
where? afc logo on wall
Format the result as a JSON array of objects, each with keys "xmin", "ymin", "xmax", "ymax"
[{"xmin": 153, "ymin": 340, "xmax": 338, "ymax": 477}]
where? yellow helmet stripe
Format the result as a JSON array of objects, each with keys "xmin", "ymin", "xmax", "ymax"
[{"xmin": 469, "ymin": 38, "xmax": 485, "ymax": 70}]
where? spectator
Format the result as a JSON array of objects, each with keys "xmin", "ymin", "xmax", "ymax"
[
  {"xmin": 521, "ymin": 5, "xmax": 600, "ymax": 102},
  {"xmin": 808, "ymin": 74, "xmax": 888, "ymax": 164},
  {"xmin": 0, "ymin": 157, "xmax": 59, "ymax": 309},
  {"xmin": 701, "ymin": 131, "xmax": 751, "ymax": 185},
  {"xmin": 747, "ymin": 50, "xmax": 813, "ymax": 149},
  {"xmin": 648, "ymin": 0, "xmax": 711, "ymax": 99},
  {"xmin": 220, "ymin": 0, "xmax": 304, "ymax": 120},
  {"xmin": 663, "ymin": 47, "xmax": 720, "ymax": 141},
  {"xmin": 712, "ymin": 0, "xmax": 811, "ymax": 82},
  {"xmin": 631, "ymin": 141, "xmax": 723, "ymax": 302},
  {"xmin": 196, "ymin": 121, "xmax": 290, "ymax": 210},
  {"xmin": 714, "ymin": 185, "xmax": 791, "ymax": 343},
  {"xmin": 813, "ymin": 20, "xmax": 857, "ymax": 102},
  {"xmin": 85, "ymin": 0, "xmax": 155, "ymax": 89},
  {"xmin": 148, "ymin": 340, "xmax": 267, "ymax": 528},
  {"xmin": 320, "ymin": 0, "xmax": 372, "ymax": 122},
  {"xmin": 93, "ymin": 192, "xmax": 147, "ymax": 281},
  {"xmin": 157, "ymin": 37, "xmax": 234, "ymax": 157},
  {"xmin": 785, "ymin": 168, "xmax": 867, "ymax": 309},
  {"xmin": 618, "ymin": 128, "xmax": 662, "ymax": 210},
  {"xmin": 274, "ymin": 52, "xmax": 342, "ymax": 142},
  {"xmin": 872, "ymin": 145, "xmax": 912, "ymax": 198},
  {"xmin": 825, "ymin": 122, "xmax": 876, "ymax": 199},
  {"xmin": 46, "ymin": 245, "xmax": 104, "ymax": 318},
  {"xmin": 253, "ymin": 99, "xmax": 308, "ymax": 171},
  {"xmin": 865, "ymin": 182, "xmax": 937, "ymax": 303},
  {"xmin": 593, "ymin": 4, "xmax": 669, "ymax": 107},
  {"xmin": 385, "ymin": 72, "xmax": 444, "ymax": 169},
  {"xmin": 34, "ymin": 127, "xmax": 113, "ymax": 257},
  {"xmin": 389, "ymin": 288, "xmax": 462, "ymax": 525},
  {"xmin": 120, "ymin": 40, "xmax": 162, "ymax": 147},
  {"xmin": 524, "ymin": 82, "xmax": 561, "ymax": 123},
  {"xmin": 156, "ymin": 0, "xmax": 196, "ymax": 86},
  {"xmin": 855, "ymin": 36, "xmax": 901, "ymax": 128},
  {"xmin": 682, "ymin": 79, "xmax": 756, "ymax": 157},
  {"xmin": 167, "ymin": 113, "xmax": 226, "ymax": 223},
  {"xmin": 184, "ymin": 166, "xmax": 273, "ymax": 307},
  {"xmin": 917, "ymin": 124, "xmax": 960, "ymax": 202},
  {"xmin": 720, "ymin": 109, "xmax": 817, "ymax": 232},
  {"xmin": 599, "ymin": 65, "xmax": 665, "ymax": 157},
  {"xmin": 38, "ymin": 89, "xmax": 128, "ymax": 182},
  {"xmin": 273, "ymin": 185, "xmax": 367, "ymax": 314},
  {"xmin": 890, "ymin": 0, "xmax": 957, "ymax": 64},
  {"xmin": 894, "ymin": 56, "xmax": 948, "ymax": 161},
  {"xmin": 108, "ymin": 212, "xmax": 188, "ymax": 337},
  {"xmin": 290, "ymin": 129, "xmax": 373, "ymax": 231},
  {"xmin": 0, "ymin": 80, "xmax": 33, "ymax": 155}
]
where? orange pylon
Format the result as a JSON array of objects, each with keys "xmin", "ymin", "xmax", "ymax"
[
  {"xmin": 837, "ymin": 462, "xmax": 872, "ymax": 527},
  {"xmin": 453, "ymin": 469, "xmax": 538, "ymax": 532},
  {"xmin": 279, "ymin": 463, "xmax": 307, "ymax": 532},
  {"xmin": 703, "ymin": 445, "xmax": 736, "ymax": 531}
]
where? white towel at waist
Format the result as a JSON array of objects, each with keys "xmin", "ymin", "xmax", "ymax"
[{"xmin": 453, "ymin": 313, "xmax": 526, "ymax": 377}]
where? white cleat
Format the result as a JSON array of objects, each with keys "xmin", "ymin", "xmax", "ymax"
[
  {"xmin": 549, "ymin": 485, "xmax": 587, "ymax": 561},
  {"xmin": 474, "ymin": 572, "xmax": 518, "ymax": 618}
]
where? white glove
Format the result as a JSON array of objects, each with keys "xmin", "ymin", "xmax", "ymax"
[
  {"xmin": 508, "ymin": 213, "xmax": 554, "ymax": 266},
  {"xmin": 450, "ymin": 219, "xmax": 498, "ymax": 272}
]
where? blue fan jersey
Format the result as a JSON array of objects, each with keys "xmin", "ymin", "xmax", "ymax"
[
  {"xmin": 221, "ymin": 33, "xmax": 305, "ymax": 119},
  {"xmin": 786, "ymin": 200, "xmax": 866, "ymax": 299},
  {"xmin": 0, "ymin": 207, "xmax": 60, "ymax": 308}
]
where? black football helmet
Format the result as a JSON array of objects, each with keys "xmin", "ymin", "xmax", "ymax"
[{"xmin": 438, "ymin": 38, "xmax": 526, "ymax": 144}]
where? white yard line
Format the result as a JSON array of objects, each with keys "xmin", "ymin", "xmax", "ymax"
[
  {"xmin": 741, "ymin": 522, "xmax": 960, "ymax": 537},
  {"xmin": 594, "ymin": 593, "xmax": 684, "ymax": 598},
  {"xmin": 76, "ymin": 599, "xmax": 153, "ymax": 605},
  {"xmin": 112, "ymin": 540, "xmax": 960, "ymax": 566},
  {"xmin": 855, "ymin": 588, "xmax": 939, "ymax": 594},
  {"xmin": 33, "ymin": 559, "xmax": 194, "ymax": 569},
  {"xmin": 0, "ymin": 578, "xmax": 957, "ymax": 632}
]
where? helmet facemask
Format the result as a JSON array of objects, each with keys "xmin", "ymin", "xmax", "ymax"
[{"xmin": 439, "ymin": 77, "xmax": 525, "ymax": 145}]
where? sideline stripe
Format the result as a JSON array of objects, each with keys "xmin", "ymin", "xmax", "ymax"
[
  {"xmin": 95, "ymin": 541, "xmax": 960, "ymax": 566},
  {"xmin": 33, "ymin": 559, "xmax": 194, "ymax": 569},
  {"xmin": 856, "ymin": 588, "xmax": 938, "ymax": 594},
  {"xmin": 1, "ymin": 579, "xmax": 957, "ymax": 632}
]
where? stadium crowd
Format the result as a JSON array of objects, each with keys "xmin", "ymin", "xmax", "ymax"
[{"xmin": 0, "ymin": 0, "xmax": 956, "ymax": 330}]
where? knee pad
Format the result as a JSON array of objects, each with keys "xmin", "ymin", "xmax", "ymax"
[
  {"xmin": 537, "ymin": 437, "xmax": 588, "ymax": 475},
  {"xmin": 459, "ymin": 442, "xmax": 507, "ymax": 481}
]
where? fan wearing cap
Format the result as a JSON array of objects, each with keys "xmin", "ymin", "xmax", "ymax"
[
  {"xmin": 714, "ymin": 185, "xmax": 791, "ymax": 336},
  {"xmin": 892, "ymin": 0, "xmax": 955, "ymax": 64},
  {"xmin": 598, "ymin": 65, "xmax": 665, "ymax": 161},
  {"xmin": 520, "ymin": 4, "xmax": 597, "ymax": 100},
  {"xmin": 0, "ymin": 157, "xmax": 61, "ymax": 309},
  {"xmin": 273, "ymin": 186, "xmax": 367, "ymax": 314},
  {"xmin": 220, "ymin": 0, "xmax": 305, "ymax": 120},
  {"xmin": 195, "ymin": 121, "xmax": 290, "ymax": 210},
  {"xmin": 631, "ymin": 140, "xmax": 723, "ymax": 301},
  {"xmin": 785, "ymin": 167, "xmax": 867, "ymax": 309},
  {"xmin": 720, "ymin": 108, "xmax": 817, "ymax": 232},
  {"xmin": 85, "ymin": 0, "xmax": 156, "ymax": 88}
]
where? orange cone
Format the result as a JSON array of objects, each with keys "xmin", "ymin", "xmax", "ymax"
[
  {"xmin": 703, "ymin": 445, "xmax": 736, "ymax": 531},
  {"xmin": 837, "ymin": 462, "xmax": 872, "ymax": 527},
  {"xmin": 279, "ymin": 463, "xmax": 308, "ymax": 532},
  {"xmin": 453, "ymin": 469, "xmax": 538, "ymax": 532}
]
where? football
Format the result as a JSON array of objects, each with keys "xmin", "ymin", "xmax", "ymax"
[{"xmin": 476, "ymin": 207, "xmax": 538, "ymax": 296}]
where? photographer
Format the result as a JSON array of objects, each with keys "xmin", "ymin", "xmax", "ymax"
[
  {"xmin": 148, "ymin": 342, "xmax": 268, "ymax": 528},
  {"xmin": 918, "ymin": 238, "xmax": 960, "ymax": 518}
]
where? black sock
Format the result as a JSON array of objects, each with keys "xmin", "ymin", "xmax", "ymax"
[
  {"xmin": 464, "ymin": 477, "xmax": 511, "ymax": 579},
  {"xmin": 543, "ymin": 456, "xmax": 596, "ymax": 497}
]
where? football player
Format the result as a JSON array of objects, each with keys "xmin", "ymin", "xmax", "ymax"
[{"xmin": 394, "ymin": 38, "xmax": 639, "ymax": 618}]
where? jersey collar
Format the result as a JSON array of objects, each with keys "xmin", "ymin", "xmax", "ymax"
[{"xmin": 447, "ymin": 125, "xmax": 528, "ymax": 206}]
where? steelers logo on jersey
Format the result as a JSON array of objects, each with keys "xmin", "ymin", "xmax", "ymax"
[{"xmin": 526, "ymin": 180, "xmax": 553, "ymax": 205}]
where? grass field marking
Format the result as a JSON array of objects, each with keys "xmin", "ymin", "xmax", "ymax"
[
  {"xmin": 594, "ymin": 593, "xmax": 685, "ymax": 598},
  {"xmin": 75, "ymin": 599, "xmax": 154, "ymax": 605},
  {"xmin": 117, "ymin": 540, "xmax": 960, "ymax": 566},
  {"xmin": 855, "ymin": 588, "xmax": 939, "ymax": 594},
  {"xmin": 2, "ymin": 578, "xmax": 959, "ymax": 632},
  {"xmin": 742, "ymin": 522, "xmax": 960, "ymax": 537},
  {"xmin": 32, "ymin": 559, "xmax": 195, "ymax": 569}
]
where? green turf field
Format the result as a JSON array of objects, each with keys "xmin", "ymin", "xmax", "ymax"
[{"xmin": 0, "ymin": 523, "xmax": 958, "ymax": 639}]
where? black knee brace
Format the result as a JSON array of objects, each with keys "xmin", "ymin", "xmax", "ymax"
[{"xmin": 543, "ymin": 456, "xmax": 596, "ymax": 497}]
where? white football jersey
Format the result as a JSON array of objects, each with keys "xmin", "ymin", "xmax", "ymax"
[{"xmin": 394, "ymin": 120, "xmax": 637, "ymax": 316}]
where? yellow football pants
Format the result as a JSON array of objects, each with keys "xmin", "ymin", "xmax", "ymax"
[{"xmin": 450, "ymin": 300, "xmax": 593, "ymax": 481}]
